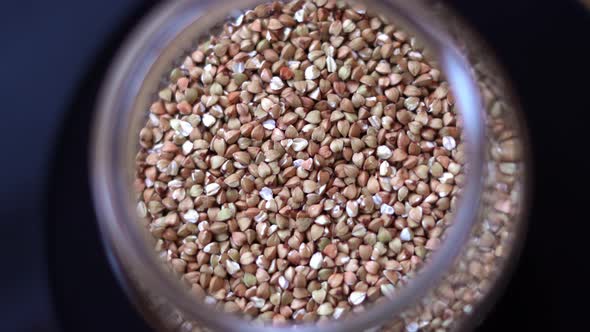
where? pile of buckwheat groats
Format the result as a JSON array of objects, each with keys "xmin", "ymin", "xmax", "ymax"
[{"xmin": 134, "ymin": 0, "xmax": 463, "ymax": 324}]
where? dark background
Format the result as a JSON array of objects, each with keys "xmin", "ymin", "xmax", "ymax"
[{"xmin": 0, "ymin": 1, "xmax": 588, "ymax": 331}]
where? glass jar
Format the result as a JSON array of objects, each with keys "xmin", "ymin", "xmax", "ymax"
[{"xmin": 91, "ymin": 0, "xmax": 529, "ymax": 331}]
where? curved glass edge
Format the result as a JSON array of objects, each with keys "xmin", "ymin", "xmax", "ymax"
[{"xmin": 376, "ymin": 2, "xmax": 530, "ymax": 331}]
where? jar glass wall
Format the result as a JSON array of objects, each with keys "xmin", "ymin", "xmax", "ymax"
[{"xmin": 91, "ymin": 0, "xmax": 528, "ymax": 331}]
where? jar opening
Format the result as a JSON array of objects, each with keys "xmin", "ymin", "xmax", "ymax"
[{"xmin": 92, "ymin": 0, "xmax": 488, "ymax": 331}]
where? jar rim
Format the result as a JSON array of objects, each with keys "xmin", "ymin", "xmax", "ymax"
[{"xmin": 91, "ymin": 0, "xmax": 486, "ymax": 331}]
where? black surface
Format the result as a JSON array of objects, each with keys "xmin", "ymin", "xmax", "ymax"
[
  {"xmin": 1, "ymin": 0, "xmax": 589, "ymax": 331},
  {"xmin": 46, "ymin": 2, "xmax": 156, "ymax": 332},
  {"xmin": 1, "ymin": 1, "xmax": 146, "ymax": 331},
  {"xmin": 448, "ymin": 1, "xmax": 589, "ymax": 331}
]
